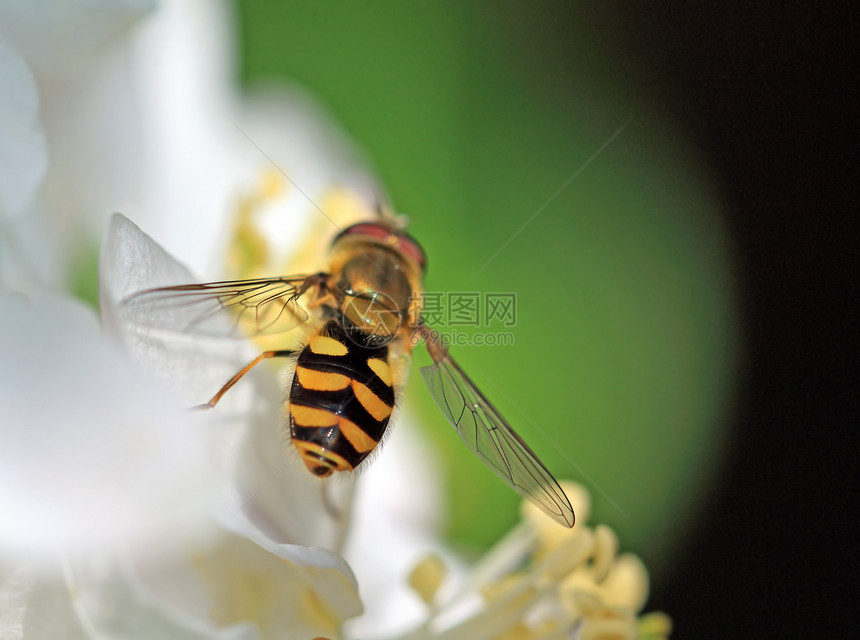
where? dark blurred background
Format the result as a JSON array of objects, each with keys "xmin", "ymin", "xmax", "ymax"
[
  {"xmin": 618, "ymin": 5, "xmax": 854, "ymax": 637},
  {"xmin": 609, "ymin": 4, "xmax": 854, "ymax": 637},
  {"xmin": 235, "ymin": 1, "xmax": 853, "ymax": 636}
]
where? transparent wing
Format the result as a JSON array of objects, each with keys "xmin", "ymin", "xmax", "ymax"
[
  {"xmin": 420, "ymin": 348, "xmax": 575, "ymax": 528},
  {"xmin": 122, "ymin": 275, "xmax": 320, "ymax": 338}
]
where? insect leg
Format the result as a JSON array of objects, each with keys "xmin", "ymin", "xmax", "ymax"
[{"xmin": 192, "ymin": 350, "xmax": 294, "ymax": 410}]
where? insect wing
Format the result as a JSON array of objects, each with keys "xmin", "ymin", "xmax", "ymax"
[
  {"xmin": 420, "ymin": 354, "xmax": 575, "ymax": 527},
  {"xmin": 122, "ymin": 276, "xmax": 314, "ymax": 338}
]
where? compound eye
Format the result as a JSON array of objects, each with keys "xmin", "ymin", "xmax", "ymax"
[
  {"xmin": 397, "ymin": 233, "xmax": 426, "ymax": 272},
  {"xmin": 333, "ymin": 222, "xmax": 427, "ymax": 272}
]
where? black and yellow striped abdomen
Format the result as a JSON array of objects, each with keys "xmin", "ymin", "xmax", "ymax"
[{"xmin": 289, "ymin": 320, "xmax": 396, "ymax": 477}]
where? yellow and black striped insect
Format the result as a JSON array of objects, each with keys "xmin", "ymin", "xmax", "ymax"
[{"xmin": 125, "ymin": 218, "xmax": 574, "ymax": 527}]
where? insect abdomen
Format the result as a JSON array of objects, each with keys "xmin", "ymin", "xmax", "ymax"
[{"xmin": 289, "ymin": 320, "xmax": 396, "ymax": 477}]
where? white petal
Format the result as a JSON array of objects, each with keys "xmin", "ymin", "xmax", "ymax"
[
  {"xmin": 0, "ymin": 289, "xmax": 223, "ymax": 559},
  {"xmin": 3, "ymin": 0, "xmax": 235, "ymax": 283},
  {"xmin": 0, "ymin": 40, "xmax": 47, "ymax": 219},
  {"xmin": 229, "ymin": 404, "xmax": 356, "ymax": 551},
  {"xmin": 2, "ymin": 505, "xmax": 363, "ymax": 640},
  {"xmin": 27, "ymin": 34, "xmax": 153, "ymax": 285},
  {"xmin": 129, "ymin": 527, "xmax": 362, "ymax": 639},
  {"xmin": 0, "ymin": 553, "xmax": 257, "ymax": 640},
  {"xmin": 228, "ymin": 514, "xmax": 360, "ymax": 602},
  {"xmin": 0, "ymin": 0, "xmax": 155, "ymax": 76},
  {"xmin": 0, "ymin": 560, "xmax": 90, "ymax": 639},
  {"xmin": 129, "ymin": 0, "xmax": 373, "ymax": 276},
  {"xmin": 69, "ymin": 553, "xmax": 259, "ymax": 640},
  {"xmin": 121, "ymin": 0, "xmax": 251, "ymax": 276},
  {"xmin": 5, "ymin": 0, "xmax": 371, "ymax": 290},
  {"xmin": 100, "ymin": 213, "xmax": 257, "ymax": 406}
]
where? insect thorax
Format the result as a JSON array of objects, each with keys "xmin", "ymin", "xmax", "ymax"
[{"xmin": 329, "ymin": 238, "xmax": 424, "ymax": 340}]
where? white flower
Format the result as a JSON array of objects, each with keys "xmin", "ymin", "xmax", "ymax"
[{"xmin": 0, "ymin": 1, "xmax": 373, "ymax": 637}]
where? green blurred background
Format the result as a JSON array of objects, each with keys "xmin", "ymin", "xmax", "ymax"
[{"xmin": 233, "ymin": 1, "xmax": 737, "ymax": 576}]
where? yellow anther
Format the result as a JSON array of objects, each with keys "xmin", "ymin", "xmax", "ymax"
[
  {"xmin": 559, "ymin": 573, "xmax": 601, "ymax": 615},
  {"xmin": 538, "ymin": 528, "xmax": 593, "ymax": 583},
  {"xmin": 580, "ymin": 614, "xmax": 637, "ymax": 640},
  {"xmin": 480, "ymin": 574, "xmax": 523, "ymax": 603},
  {"xmin": 591, "ymin": 524, "xmax": 619, "ymax": 584},
  {"xmin": 521, "ymin": 481, "xmax": 590, "ymax": 554},
  {"xmin": 599, "ymin": 553, "xmax": 649, "ymax": 614},
  {"xmin": 491, "ymin": 622, "xmax": 537, "ymax": 640},
  {"xmin": 408, "ymin": 554, "xmax": 447, "ymax": 606},
  {"xmin": 637, "ymin": 611, "xmax": 673, "ymax": 639}
]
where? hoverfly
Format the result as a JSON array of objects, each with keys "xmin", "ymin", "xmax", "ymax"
[{"xmin": 125, "ymin": 216, "xmax": 574, "ymax": 527}]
